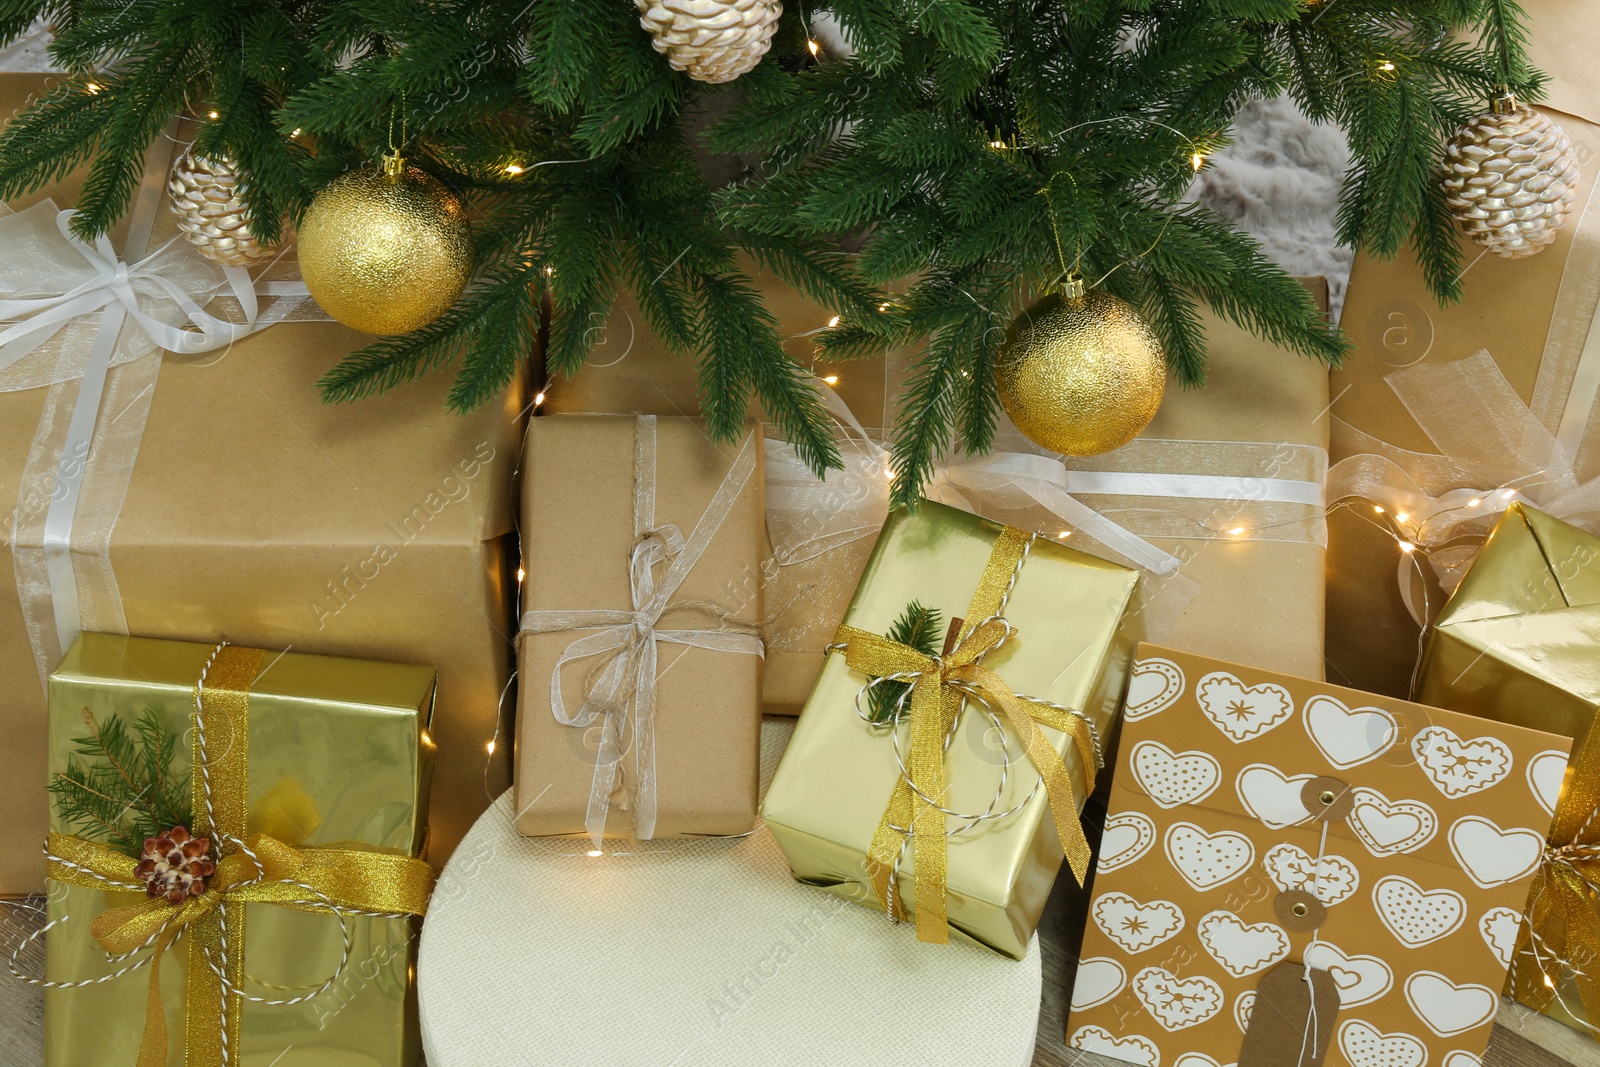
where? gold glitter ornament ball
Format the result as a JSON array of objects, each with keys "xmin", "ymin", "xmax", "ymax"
[
  {"xmin": 995, "ymin": 284, "xmax": 1166, "ymax": 456},
  {"xmin": 297, "ymin": 156, "xmax": 473, "ymax": 335}
]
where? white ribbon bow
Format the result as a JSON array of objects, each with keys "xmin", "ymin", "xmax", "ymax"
[
  {"xmin": 1328, "ymin": 348, "xmax": 1600, "ymax": 622},
  {"xmin": 519, "ymin": 417, "xmax": 764, "ymax": 845}
]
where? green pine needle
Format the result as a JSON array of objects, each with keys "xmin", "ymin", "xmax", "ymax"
[
  {"xmin": 48, "ymin": 706, "xmax": 191, "ymax": 861},
  {"xmin": 866, "ymin": 601, "xmax": 945, "ymax": 724}
]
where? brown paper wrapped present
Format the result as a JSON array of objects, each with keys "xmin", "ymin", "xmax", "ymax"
[
  {"xmin": 1326, "ymin": 0, "xmax": 1600, "ymax": 697},
  {"xmin": 0, "ymin": 73, "xmax": 524, "ymax": 894},
  {"xmin": 515, "ymin": 415, "xmax": 764, "ymax": 840}
]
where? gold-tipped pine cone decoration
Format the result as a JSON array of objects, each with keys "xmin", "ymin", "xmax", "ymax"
[
  {"xmin": 167, "ymin": 149, "xmax": 281, "ymax": 267},
  {"xmin": 635, "ymin": 0, "xmax": 782, "ymax": 84},
  {"xmin": 1441, "ymin": 94, "xmax": 1580, "ymax": 259}
]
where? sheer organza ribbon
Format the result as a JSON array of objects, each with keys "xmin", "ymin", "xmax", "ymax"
[
  {"xmin": 2, "ymin": 134, "xmax": 316, "ymax": 692},
  {"xmin": 766, "ymin": 379, "xmax": 1327, "ymax": 639},
  {"xmin": 518, "ymin": 416, "xmax": 764, "ymax": 845}
]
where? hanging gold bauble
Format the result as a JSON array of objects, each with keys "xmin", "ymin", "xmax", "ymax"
[
  {"xmin": 994, "ymin": 279, "xmax": 1166, "ymax": 457},
  {"xmin": 1441, "ymin": 93, "xmax": 1579, "ymax": 259},
  {"xmin": 297, "ymin": 153, "xmax": 473, "ymax": 335},
  {"xmin": 167, "ymin": 149, "xmax": 281, "ymax": 267}
]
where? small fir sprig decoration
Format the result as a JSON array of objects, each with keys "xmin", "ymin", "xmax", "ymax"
[
  {"xmin": 48, "ymin": 706, "xmax": 191, "ymax": 861},
  {"xmin": 867, "ymin": 601, "xmax": 944, "ymax": 725}
]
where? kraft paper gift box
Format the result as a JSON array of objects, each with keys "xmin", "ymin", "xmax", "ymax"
[
  {"xmin": 1067, "ymin": 644, "xmax": 1568, "ymax": 1067},
  {"xmin": 1416, "ymin": 502, "xmax": 1600, "ymax": 1036},
  {"xmin": 43, "ymin": 633, "xmax": 437, "ymax": 1067},
  {"xmin": 0, "ymin": 73, "xmax": 524, "ymax": 894},
  {"xmin": 515, "ymin": 414, "xmax": 765, "ymax": 839},
  {"xmin": 538, "ymin": 262, "xmax": 916, "ymax": 713},
  {"xmin": 1326, "ymin": 0, "xmax": 1600, "ymax": 699},
  {"xmin": 761, "ymin": 500, "xmax": 1142, "ymax": 960}
]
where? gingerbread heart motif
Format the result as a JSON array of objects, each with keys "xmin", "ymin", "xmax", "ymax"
[
  {"xmin": 1448, "ymin": 816, "xmax": 1543, "ymax": 888},
  {"xmin": 1233, "ymin": 990, "xmax": 1256, "ymax": 1033},
  {"xmin": 1373, "ymin": 875, "xmax": 1465, "ymax": 947},
  {"xmin": 1069, "ymin": 1026, "xmax": 1159, "ymax": 1067},
  {"xmin": 1131, "ymin": 740, "xmax": 1221, "ymax": 809},
  {"xmin": 1197, "ymin": 671, "xmax": 1293, "ymax": 742},
  {"xmin": 1134, "ymin": 966, "xmax": 1224, "ymax": 1031},
  {"xmin": 1305, "ymin": 694, "xmax": 1397, "ymax": 768},
  {"xmin": 1347, "ymin": 787, "xmax": 1437, "ymax": 857},
  {"xmin": 1126, "ymin": 658, "xmax": 1185, "ymax": 721},
  {"xmin": 1479, "ymin": 907, "xmax": 1523, "ymax": 968},
  {"xmin": 1070, "ymin": 957, "xmax": 1127, "ymax": 1012},
  {"xmin": 1412, "ymin": 725, "xmax": 1511, "ymax": 798},
  {"xmin": 1165, "ymin": 822, "xmax": 1254, "ymax": 891},
  {"xmin": 1338, "ymin": 1020, "xmax": 1426, "ymax": 1067},
  {"xmin": 1235, "ymin": 764, "xmax": 1315, "ymax": 830},
  {"xmin": 1098, "ymin": 811, "xmax": 1156, "ymax": 874},
  {"xmin": 1304, "ymin": 941, "xmax": 1393, "ymax": 1007},
  {"xmin": 1405, "ymin": 971, "xmax": 1497, "ymax": 1037},
  {"xmin": 1527, "ymin": 749, "xmax": 1569, "ymax": 817},
  {"xmin": 1263, "ymin": 842, "xmax": 1360, "ymax": 905},
  {"xmin": 1197, "ymin": 910, "xmax": 1289, "ymax": 977},
  {"xmin": 1092, "ymin": 891, "xmax": 1185, "ymax": 953}
]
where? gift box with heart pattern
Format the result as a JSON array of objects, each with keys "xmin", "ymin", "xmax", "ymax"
[{"xmin": 1066, "ymin": 644, "xmax": 1570, "ymax": 1067}]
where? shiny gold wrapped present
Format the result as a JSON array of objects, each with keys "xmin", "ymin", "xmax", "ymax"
[
  {"xmin": 761, "ymin": 501, "xmax": 1140, "ymax": 959},
  {"xmin": 40, "ymin": 633, "xmax": 437, "ymax": 1067},
  {"xmin": 1417, "ymin": 503, "xmax": 1600, "ymax": 1037}
]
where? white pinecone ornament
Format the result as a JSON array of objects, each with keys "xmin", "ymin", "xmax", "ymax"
[
  {"xmin": 1442, "ymin": 95, "xmax": 1580, "ymax": 259},
  {"xmin": 167, "ymin": 149, "xmax": 281, "ymax": 267},
  {"xmin": 636, "ymin": 0, "xmax": 781, "ymax": 84}
]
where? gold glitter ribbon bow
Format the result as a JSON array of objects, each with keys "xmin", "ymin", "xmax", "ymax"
[
  {"xmin": 44, "ymin": 645, "xmax": 436, "ymax": 1067},
  {"xmin": 832, "ymin": 526, "xmax": 1098, "ymax": 945},
  {"xmin": 1510, "ymin": 731, "xmax": 1600, "ymax": 1028}
]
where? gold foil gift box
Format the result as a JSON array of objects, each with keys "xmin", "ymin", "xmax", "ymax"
[
  {"xmin": 1416, "ymin": 503, "xmax": 1600, "ymax": 1037},
  {"xmin": 761, "ymin": 500, "xmax": 1141, "ymax": 959},
  {"xmin": 0, "ymin": 71, "xmax": 522, "ymax": 895},
  {"xmin": 39, "ymin": 633, "xmax": 437, "ymax": 1067}
]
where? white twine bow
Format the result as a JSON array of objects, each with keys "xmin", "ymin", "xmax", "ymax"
[
  {"xmin": 518, "ymin": 416, "xmax": 764, "ymax": 845},
  {"xmin": 766, "ymin": 377, "xmax": 1327, "ymax": 640},
  {"xmin": 1328, "ymin": 347, "xmax": 1600, "ymax": 623}
]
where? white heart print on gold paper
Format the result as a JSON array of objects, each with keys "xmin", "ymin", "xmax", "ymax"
[
  {"xmin": 1263, "ymin": 842, "xmax": 1360, "ymax": 905},
  {"xmin": 1338, "ymin": 1020, "xmax": 1427, "ymax": 1067},
  {"xmin": 1304, "ymin": 941, "xmax": 1393, "ymax": 1007},
  {"xmin": 1235, "ymin": 764, "xmax": 1315, "ymax": 830},
  {"xmin": 1197, "ymin": 910, "xmax": 1289, "ymax": 977},
  {"xmin": 1373, "ymin": 875, "xmax": 1465, "ymax": 947},
  {"xmin": 1165, "ymin": 822, "xmax": 1254, "ymax": 891},
  {"xmin": 1448, "ymin": 816, "xmax": 1544, "ymax": 888},
  {"xmin": 1527, "ymin": 749, "xmax": 1569, "ymax": 817},
  {"xmin": 1443, "ymin": 1052, "xmax": 1484, "ymax": 1067},
  {"xmin": 1479, "ymin": 907, "xmax": 1523, "ymax": 968},
  {"xmin": 1404, "ymin": 971, "xmax": 1498, "ymax": 1037},
  {"xmin": 1412, "ymin": 725, "xmax": 1512, "ymax": 798},
  {"xmin": 1126, "ymin": 658, "xmax": 1185, "ymax": 722},
  {"xmin": 1131, "ymin": 740, "xmax": 1221, "ymax": 809},
  {"xmin": 1347, "ymin": 786, "xmax": 1437, "ymax": 857},
  {"xmin": 1098, "ymin": 811, "xmax": 1156, "ymax": 874},
  {"xmin": 1174, "ymin": 1056, "xmax": 1235, "ymax": 1067},
  {"xmin": 1197, "ymin": 671, "xmax": 1293, "ymax": 742},
  {"xmin": 1092, "ymin": 891, "xmax": 1185, "ymax": 953},
  {"xmin": 1069, "ymin": 1026, "xmax": 1159, "ymax": 1066},
  {"xmin": 1134, "ymin": 966, "xmax": 1224, "ymax": 1030},
  {"xmin": 1305, "ymin": 694, "xmax": 1397, "ymax": 768},
  {"xmin": 1233, "ymin": 990, "xmax": 1255, "ymax": 1033},
  {"xmin": 1070, "ymin": 957, "xmax": 1127, "ymax": 1012}
]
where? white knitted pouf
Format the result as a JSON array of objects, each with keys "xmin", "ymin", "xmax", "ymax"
[{"xmin": 418, "ymin": 718, "xmax": 1041, "ymax": 1066}]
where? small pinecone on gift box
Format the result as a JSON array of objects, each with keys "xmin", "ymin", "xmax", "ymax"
[
  {"xmin": 1441, "ymin": 96, "xmax": 1580, "ymax": 259},
  {"xmin": 167, "ymin": 149, "xmax": 281, "ymax": 267},
  {"xmin": 635, "ymin": 0, "xmax": 781, "ymax": 84},
  {"xmin": 136, "ymin": 826, "xmax": 215, "ymax": 904}
]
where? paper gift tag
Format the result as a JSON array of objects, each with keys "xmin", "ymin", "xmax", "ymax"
[{"xmin": 1067, "ymin": 645, "xmax": 1571, "ymax": 1067}]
